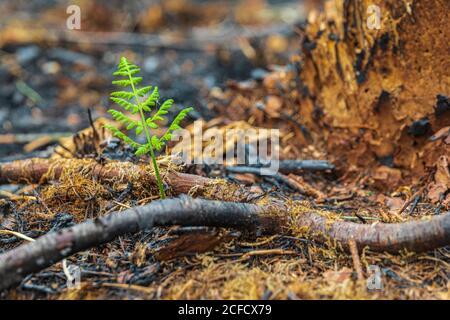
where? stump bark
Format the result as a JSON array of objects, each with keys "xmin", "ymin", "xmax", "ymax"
[{"xmin": 297, "ymin": 0, "xmax": 449, "ymax": 183}]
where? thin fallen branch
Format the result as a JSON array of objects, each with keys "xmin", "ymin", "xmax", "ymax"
[
  {"xmin": 0, "ymin": 196, "xmax": 281, "ymax": 291},
  {"xmin": 226, "ymin": 166, "xmax": 306, "ymax": 193},
  {"xmin": 396, "ymin": 187, "xmax": 425, "ymax": 216},
  {"xmin": 0, "ymin": 158, "xmax": 331, "ymax": 200},
  {"xmin": 0, "ymin": 158, "xmax": 210, "ymax": 195},
  {"xmin": 0, "ymin": 158, "xmax": 264, "ymax": 203},
  {"xmin": 297, "ymin": 212, "xmax": 450, "ymax": 253},
  {"xmin": 348, "ymin": 239, "xmax": 364, "ymax": 282},
  {"xmin": 226, "ymin": 160, "xmax": 335, "ymax": 174},
  {"xmin": 278, "ymin": 160, "xmax": 335, "ymax": 172},
  {"xmin": 226, "ymin": 163, "xmax": 333, "ymax": 194},
  {"xmin": 0, "ymin": 158, "xmax": 333, "ymax": 186}
]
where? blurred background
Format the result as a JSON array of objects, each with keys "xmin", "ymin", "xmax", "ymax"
[{"xmin": 0, "ymin": 0, "xmax": 320, "ymax": 160}]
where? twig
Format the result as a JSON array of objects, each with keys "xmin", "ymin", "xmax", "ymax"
[
  {"xmin": 226, "ymin": 166, "xmax": 305, "ymax": 193},
  {"xmin": 348, "ymin": 239, "xmax": 364, "ymax": 282},
  {"xmin": 226, "ymin": 160, "xmax": 334, "ymax": 174},
  {"xmin": 396, "ymin": 187, "xmax": 425, "ymax": 216},
  {"xmin": 102, "ymin": 283, "xmax": 153, "ymax": 294},
  {"xmin": 409, "ymin": 195, "xmax": 421, "ymax": 214},
  {"xmin": 279, "ymin": 160, "xmax": 334, "ymax": 172},
  {"xmin": 0, "ymin": 230, "xmax": 35, "ymax": 242},
  {"xmin": 241, "ymin": 249, "xmax": 299, "ymax": 260},
  {"xmin": 435, "ymin": 192, "xmax": 447, "ymax": 215}
]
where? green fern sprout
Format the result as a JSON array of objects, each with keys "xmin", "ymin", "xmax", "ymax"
[{"xmin": 104, "ymin": 57, "xmax": 193, "ymax": 199}]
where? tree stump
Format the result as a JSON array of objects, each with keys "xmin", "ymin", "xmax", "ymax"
[{"xmin": 298, "ymin": 0, "xmax": 449, "ymax": 183}]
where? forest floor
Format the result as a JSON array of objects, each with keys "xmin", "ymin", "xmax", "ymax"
[{"xmin": 0, "ymin": 0, "xmax": 448, "ymax": 299}]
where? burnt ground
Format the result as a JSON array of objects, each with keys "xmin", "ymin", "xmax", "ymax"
[{"xmin": 0, "ymin": 0, "xmax": 303, "ymax": 159}]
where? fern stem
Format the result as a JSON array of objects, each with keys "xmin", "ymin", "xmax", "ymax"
[{"xmin": 125, "ymin": 64, "xmax": 166, "ymax": 199}]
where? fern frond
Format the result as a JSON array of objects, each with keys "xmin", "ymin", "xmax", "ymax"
[
  {"xmin": 110, "ymin": 91, "xmax": 134, "ymax": 100},
  {"xmin": 111, "ymin": 79, "xmax": 130, "ymax": 87},
  {"xmin": 118, "ymin": 63, "xmax": 139, "ymax": 71},
  {"xmin": 151, "ymin": 98, "xmax": 173, "ymax": 123},
  {"xmin": 106, "ymin": 56, "xmax": 194, "ymax": 200},
  {"xmin": 108, "ymin": 110, "xmax": 139, "ymax": 129},
  {"xmin": 136, "ymin": 86, "xmax": 153, "ymax": 97},
  {"xmin": 160, "ymin": 107, "xmax": 193, "ymax": 144},
  {"xmin": 144, "ymin": 87, "xmax": 160, "ymax": 108},
  {"xmin": 145, "ymin": 118, "xmax": 159, "ymax": 129},
  {"xmin": 117, "ymin": 57, "xmax": 137, "ymax": 70},
  {"xmin": 110, "ymin": 97, "xmax": 139, "ymax": 113},
  {"xmin": 151, "ymin": 136, "xmax": 163, "ymax": 151},
  {"xmin": 170, "ymin": 107, "xmax": 193, "ymax": 130},
  {"xmin": 117, "ymin": 57, "xmax": 128, "ymax": 68},
  {"xmin": 135, "ymin": 144, "xmax": 150, "ymax": 156},
  {"xmin": 135, "ymin": 125, "xmax": 144, "ymax": 135},
  {"xmin": 103, "ymin": 124, "xmax": 141, "ymax": 149},
  {"xmin": 112, "ymin": 77, "xmax": 142, "ymax": 87},
  {"xmin": 113, "ymin": 68, "xmax": 140, "ymax": 77}
]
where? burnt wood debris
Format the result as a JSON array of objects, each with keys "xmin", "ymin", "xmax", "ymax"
[{"xmin": 0, "ymin": 158, "xmax": 449, "ymax": 290}]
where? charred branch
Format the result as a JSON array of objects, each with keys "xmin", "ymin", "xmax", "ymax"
[
  {"xmin": 0, "ymin": 158, "xmax": 211, "ymax": 195},
  {"xmin": 0, "ymin": 196, "xmax": 281, "ymax": 291},
  {"xmin": 0, "ymin": 195, "xmax": 449, "ymax": 291}
]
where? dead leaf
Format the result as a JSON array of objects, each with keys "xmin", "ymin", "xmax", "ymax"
[
  {"xmin": 429, "ymin": 126, "xmax": 450, "ymax": 142},
  {"xmin": 154, "ymin": 230, "xmax": 228, "ymax": 261},
  {"xmin": 428, "ymin": 156, "xmax": 450, "ymax": 203},
  {"xmin": 323, "ymin": 267, "xmax": 353, "ymax": 284},
  {"xmin": 288, "ymin": 174, "xmax": 325, "ymax": 199},
  {"xmin": 233, "ymin": 173, "xmax": 257, "ymax": 185},
  {"xmin": 371, "ymin": 166, "xmax": 402, "ymax": 190},
  {"xmin": 385, "ymin": 196, "xmax": 404, "ymax": 212},
  {"xmin": 265, "ymin": 95, "xmax": 283, "ymax": 118}
]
